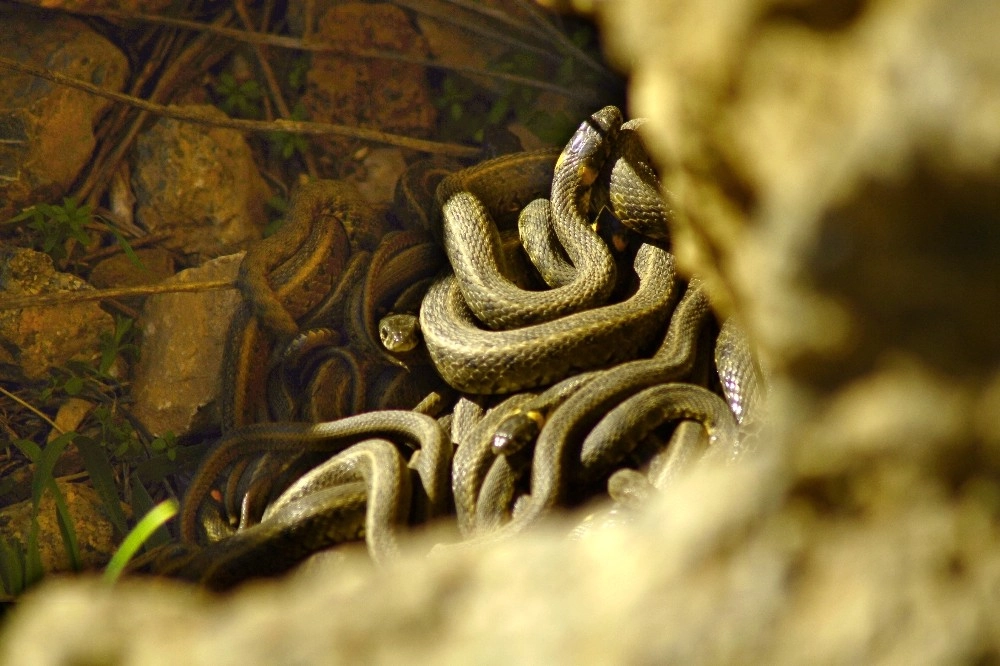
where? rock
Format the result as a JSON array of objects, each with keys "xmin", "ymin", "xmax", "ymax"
[
  {"xmin": 592, "ymin": 0, "xmax": 1000, "ymax": 385},
  {"xmin": 88, "ymin": 249, "xmax": 177, "ymax": 291},
  {"xmin": 0, "ymin": 10, "xmax": 128, "ymax": 219},
  {"xmin": 130, "ymin": 254, "xmax": 243, "ymax": 438},
  {"xmin": 348, "ymin": 147, "xmax": 409, "ymax": 209},
  {"xmin": 301, "ymin": 3, "xmax": 438, "ymax": 162},
  {"xmin": 0, "ymin": 477, "xmax": 118, "ymax": 575},
  {"xmin": 14, "ymin": 0, "xmax": 172, "ymax": 11},
  {"xmin": 131, "ymin": 105, "xmax": 270, "ymax": 259},
  {"xmin": 87, "ymin": 248, "xmax": 178, "ymax": 312},
  {"xmin": 0, "ymin": 248, "xmax": 115, "ymax": 379}
]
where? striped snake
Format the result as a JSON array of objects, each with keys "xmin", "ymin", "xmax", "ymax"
[{"xmin": 141, "ymin": 106, "xmax": 765, "ymax": 588}]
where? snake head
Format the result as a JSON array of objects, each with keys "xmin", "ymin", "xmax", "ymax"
[
  {"xmin": 556, "ymin": 105, "xmax": 623, "ymax": 187},
  {"xmin": 491, "ymin": 408, "xmax": 546, "ymax": 456}
]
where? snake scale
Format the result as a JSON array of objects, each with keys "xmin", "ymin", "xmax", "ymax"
[{"xmin": 140, "ymin": 106, "xmax": 766, "ymax": 588}]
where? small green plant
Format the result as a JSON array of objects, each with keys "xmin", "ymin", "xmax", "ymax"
[
  {"xmin": 0, "ymin": 536, "xmax": 27, "ymax": 599},
  {"xmin": 5, "ymin": 430, "xmax": 84, "ymax": 594},
  {"xmin": 269, "ymin": 102, "xmax": 310, "ymax": 159},
  {"xmin": 286, "ymin": 56, "xmax": 310, "ymax": 95},
  {"xmin": 7, "ymin": 196, "xmax": 142, "ymax": 266},
  {"xmin": 434, "ymin": 40, "xmax": 597, "ymax": 147},
  {"xmin": 150, "ymin": 431, "xmax": 178, "ymax": 462},
  {"xmin": 0, "ymin": 312, "xmax": 178, "ymax": 598},
  {"xmin": 98, "ymin": 316, "xmax": 139, "ymax": 377},
  {"xmin": 215, "ymin": 71, "xmax": 263, "ymax": 118},
  {"xmin": 10, "ymin": 196, "xmax": 92, "ymax": 262}
]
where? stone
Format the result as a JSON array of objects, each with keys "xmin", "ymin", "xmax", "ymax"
[
  {"xmin": 301, "ymin": 3, "xmax": 438, "ymax": 162},
  {"xmin": 130, "ymin": 254, "xmax": 243, "ymax": 438},
  {"xmin": 0, "ymin": 10, "xmax": 128, "ymax": 219},
  {"xmin": 0, "ymin": 477, "xmax": 118, "ymax": 575},
  {"xmin": 131, "ymin": 105, "xmax": 270, "ymax": 259},
  {"xmin": 0, "ymin": 248, "xmax": 115, "ymax": 379}
]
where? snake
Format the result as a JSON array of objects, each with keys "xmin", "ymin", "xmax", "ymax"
[
  {"xmin": 153, "ymin": 482, "xmax": 369, "ymax": 590},
  {"xmin": 437, "ymin": 107, "xmax": 621, "ymax": 330},
  {"xmin": 451, "ymin": 392, "xmax": 537, "ymax": 536},
  {"xmin": 221, "ymin": 180, "xmax": 366, "ymax": 428},
  {"xmin": 460, "ymin": 279, "xmax": 713, "ymax": 541},
  {"xmin": 179, "ymin": 410, "xmax": 451, "ymax": 544},
  {"xmin": 579, "ymin": 382, "xmax": 738, "ymax": 480},
  {"xmin": 419, "ymin": 242, "xmax": 675, "ymax": 394},
  {"xmin": 161, "ymin": 104, "xmax": 768, "ymax": 586},
  {"xmin": 416, "ymin": 106, "xmax": 678, "ymax": 394},
  {"xmin": 262, "ymin": 438, "xmax": 412, "ymax": 565}
]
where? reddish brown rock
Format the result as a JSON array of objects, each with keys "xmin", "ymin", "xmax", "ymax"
[
  {"xmin": 301, "ymin": 3, "xmax": 438, "ymax": 163},
  {"xmin": 0, "ymin": 248, "xmax": 115, "ymax": 379},
  {"xmin": 0, "ymin": 11, "xmax": 128, "ymax": 219}
]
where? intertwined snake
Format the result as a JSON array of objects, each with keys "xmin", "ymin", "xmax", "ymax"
[{"xmin": 137, "ymin": 106, "xmax": 765, "ymax": 589}]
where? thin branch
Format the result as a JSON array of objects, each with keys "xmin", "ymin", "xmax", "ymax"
[
  {"xmin": 233, "ymin": 0, "xmax": 320, "ymax": 178},
  {"xmin": 511, "ymin": 0, "xmax": 619, "ymax": 85},
  {"xmin": 51, "ymin": 5, "xmax": 597, "ymax": 102},
  {"xmin": 0, "ymin": 387, "xmax": 62, "ymax": 434},
  {"xmin": 390, "ymin": 0, "xmax": 557, "ymax": 61},
  {"xmin": 0, "ymin": 279, "xmax": 237, "ymax": 311},
  {"xmin": 76, "ymin": 9, "xmax": 237, "ymax": 204},
  {"xmin": 0, "ymin": 56, "xmax": 480, "ymax": 158}
]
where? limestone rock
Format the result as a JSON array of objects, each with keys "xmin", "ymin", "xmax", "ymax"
[{"xmin": 130, "ymin": 254, "xmax": 242, "ymax": 438}]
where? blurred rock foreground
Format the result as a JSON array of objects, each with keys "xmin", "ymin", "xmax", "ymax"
[{"xmin": 3, "ymin": 0, "xmax": 1000, "ymax": 663}]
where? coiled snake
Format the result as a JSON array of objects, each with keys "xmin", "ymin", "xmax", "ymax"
[{"xmin": 140, "ymin": 106, "xmax": 765, "ymax": 588}]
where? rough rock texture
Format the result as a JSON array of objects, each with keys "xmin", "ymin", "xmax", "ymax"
[
  {"xmin": 130, "ymin": 254, "xmax": 243, "ymax": 438},
  {"xmin": 88, "ymin": 248, "xmax": 177, "ymax": 291},
  {"xmin": 0, "ymin": 8, "xmax": 128, "ymax": 219},
  {"xmin": 3, "ymin": 0, "xmax": 1000, "ymax": 662},
  {"xmin": 0, "ymin": 248, "xmax": 115, "ymax": 379},
  {"xmin": 301, "ymin": 3, "xmax": 438, "ymax": 164},
  {"xmin": 14, "ymin": 0, "xmax": 172, "ymax": 11},
  {"xmin": 0, "ymin": 477, "xmax": 118, "ymax": 573},
  {"xmin": 131, "ymin": 105, "xmax": 270, "ymax": 259}
]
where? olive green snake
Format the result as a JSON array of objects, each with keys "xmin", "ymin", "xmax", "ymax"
[{"xmin": 142, "ymin": 105, "xmax": 766, "ymax": 587}]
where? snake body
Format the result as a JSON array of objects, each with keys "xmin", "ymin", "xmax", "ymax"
[
  {"xmin": 420, "ymin": 242, "xmax": 676, "ymax": 394},
  {"xmin": 165, "ymin": 104, "xmax": 769, "ymax": 586},
  {"xmin": 475, "ymin": 280, "xmax": 712, "ymax": 539},
  {"xmin": 180, "ymin": 410, "xmax": 450, "ymax": 544},
  {"xmin": 438, "ymin": 108, "xmax": 620, "ymax": 329},
  {"xmin": 579, "ymin": 383, "xmax": 737, "ymax": 479},
  {"xmin": 161, "ymin": 482, "xmax": 369, "ymax": 590},
  {"xmin": 264, "ymin": 438, "xmax": 412, "ymax": 565}
]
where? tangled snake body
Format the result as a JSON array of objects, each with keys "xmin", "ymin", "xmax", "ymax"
[{"xmin": 151, "ymin": 106, "xmax": 766, "ymax": 588}]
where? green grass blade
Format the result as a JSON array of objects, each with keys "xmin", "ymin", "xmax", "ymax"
[
  {"xmin": 0, "ymin": 537, "xmax": 25, "ymax": 596},
  {"xmin": 24, "ymin": 517, "xmax": 43, "ymax": 588},
  {"xmin": 103, "ymin": 499, "xmax": 178, "ymax": 583},
  {"xmin": 32, "ymin": 431, "xmax": 76, "ymax": 506},
  {"xmin": 129, "ymin": 474, "xmax": 171, "ymax": 549},
  {"xmin": 75, "ymin": 435, "xmax": 128, "ymax": 535},
  {"xmin": 47, "ymin": 479, "xmax": 82, "ymax": 572},
  {"xmin": 14, "ymin": 431, "xmax": 80, "ymax": 584}
]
